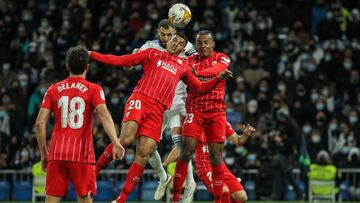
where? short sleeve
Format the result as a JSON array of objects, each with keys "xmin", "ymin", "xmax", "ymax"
[
  {"xmin": 91, "ymin": 85, "xmax": 106, "ymax": 107},
  {"xmin": 218, "ymin": 53, "xmax": 231, "ymax": 66},
  {"xmin": 41, "ymin": 86, "xmax": 53, "ymax": 110},
  {"xmin": 225, "ymin": 122, "xmax": 235, "ymax": 138}
]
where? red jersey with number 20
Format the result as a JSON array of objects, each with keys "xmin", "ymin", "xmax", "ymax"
[
  {"xmin": 186, "ymin": 52, "xmax": 231, "ymax": 112},
  {"xmin": 41, "ymin": 77, "xmax": 106, "ymax": 164},
  {"xmin": 90, "ymin": 48, "xmax": 221, "ymax": 109}
]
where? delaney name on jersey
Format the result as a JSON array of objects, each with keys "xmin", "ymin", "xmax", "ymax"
[{"xmin": 57, "ymin": 82, "xmax": 89, "ymax": 93}]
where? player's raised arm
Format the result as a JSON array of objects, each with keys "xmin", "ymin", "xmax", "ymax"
[
  {"xmin": 195, "ymin": 54, "xmax": 231, "ymax": 77},
  {"xmin": 182, "ymin": 66, "xmax": 232, "ymax": 93},
  {"xmin": 96, "ymin": 104, "xmax": 125, "ymax": 160},
  {"xmin": 89, "ymin": 48, "xmax": 151, "ymax": 67}
]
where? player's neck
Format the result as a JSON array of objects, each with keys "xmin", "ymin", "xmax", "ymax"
[{"xmin": 69, "ymin": 73, "xmax": 86, "ymax": 78}]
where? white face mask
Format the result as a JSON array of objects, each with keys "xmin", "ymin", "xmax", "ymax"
[{"xmin": 225, "ymin": 157, "xmax": 235, "ymax": 165}]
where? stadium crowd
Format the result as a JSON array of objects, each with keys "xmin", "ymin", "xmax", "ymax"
[{"xmin": 1, "ymin": 0, "xmax": 360, "ymax": 200}]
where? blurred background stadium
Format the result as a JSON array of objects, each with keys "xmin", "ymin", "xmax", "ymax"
[{"xmin": 1, "ymin": 0, "xmax": 360, "ymax": 202}]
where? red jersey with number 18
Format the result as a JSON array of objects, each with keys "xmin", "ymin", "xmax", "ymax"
[{"xmin": 41, "ymin": 77, "xmax": 106, "ymax": 163}]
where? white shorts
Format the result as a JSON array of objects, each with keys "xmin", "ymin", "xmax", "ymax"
[{"xmin": 160, "ymin": 94, "xmax": 187, "ymax": 139}]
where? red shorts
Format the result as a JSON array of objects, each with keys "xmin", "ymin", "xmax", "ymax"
[
  {"xmin": 197, "ymin": 162, "xmax": 244, "ymax": 194},
  {"xmin": 46, "ymin": 160, "xmax": 96, "ymax": 197},
  {"xmin": 183, "ymin": 110, "xmax": 226, "ymax": 143},
  {"xmin": 122, "ymin": 93, "xmax": 166, "ymax": 143}
]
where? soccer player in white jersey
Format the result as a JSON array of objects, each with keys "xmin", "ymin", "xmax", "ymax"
[{"xmin": 94, "ymin": 19, "xmax": 197, "ymax": 202}]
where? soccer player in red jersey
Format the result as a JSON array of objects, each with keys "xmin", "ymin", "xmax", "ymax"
[
  {"xmin": 35, "ymin": 46, "xmax": 125, "ymax": 203},
  {"xmin": 164, "ymin": 122, "xmax": 254, "ymax": 203},
  {"xmin": 172, "ymin": 30, "xmax": 232, "ymax": 203},
  {"xmin": 195, "ymin": 123, "xmax": 254, "ymax": 203},
  {"xmin": 89, "ymin": 32, "xmax": 232, "ymax": 203}
]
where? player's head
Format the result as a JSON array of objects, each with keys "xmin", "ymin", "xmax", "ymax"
[
  {"xmin": 166, "ymin": 32, "xmax": 188, "ymax": 55},
  {"xmin": 66, "ymin": 46, "xmax": 90, "ymax": 75},
  {"xmin": 196, "ymin": 30, "xmax": 215, "ymax": 58},
  {"xmin": 157, "ymin": 19, "xmax": 177, "ymax": 48}
]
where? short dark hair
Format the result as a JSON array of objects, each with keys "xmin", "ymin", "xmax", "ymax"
[
  {"xmin": 66, "ymin": 46, "xmax": 89, "ymax": 75},
  {"xmin": 158, "ymin": 19, "xmax": 176, "ymax": 30},
  {"xmin": 196, "ymin": 30, "xmax": 215, "ymax": 40},
  {"xmin": 174, "ymin": 32, "xmax": 188, "ymax": 44}
]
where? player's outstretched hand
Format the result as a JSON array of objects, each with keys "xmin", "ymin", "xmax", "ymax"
[
  {"xmin": 113, "ymin": 142, "xmax": 125, "ymax": 160},
  {"xmin": 218, "ymin": 69, "xmax": 233, "ymax": 80},
  {"xmin": 242, "ymin": 124, "xmax": 255, "ymax": 137}
]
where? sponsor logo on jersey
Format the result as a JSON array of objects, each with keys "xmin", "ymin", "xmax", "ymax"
[{"xmin": 157, "ymin": 60, "xmax": 178, "ymax": 75}]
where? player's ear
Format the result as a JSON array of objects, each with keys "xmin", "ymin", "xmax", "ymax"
[
  {"xmin": 85, "ymin": 64, "xmax": 90, "ymax": 72},
  {"xmin": 66, "ymin": 63, "xmax": 70, "ymax": 71}
]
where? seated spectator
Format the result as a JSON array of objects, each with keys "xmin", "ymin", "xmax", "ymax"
[{"xmin": 308, "ymin": 150, "xmax": 338, "ymax": 198}]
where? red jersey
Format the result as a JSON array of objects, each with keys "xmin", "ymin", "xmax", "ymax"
[
  {"xmin": 91, "ymin": 48, "xmax": 221, "ymax": 109},
  {"xmin": 186, "ymin": 52, "xmax": 230, "ymax": 112},
  {"xmin": 195, "ymin": 122, "xmax": 235, "ymax": 175},
  {"xmin": 41, "ymin": 77, "xmax": 106, "ymax": 163}
]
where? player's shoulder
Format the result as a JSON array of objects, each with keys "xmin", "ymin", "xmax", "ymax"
[
  {"xmin": 215, "ymin": 52, "xmax": 231, "ymax": 65},
  {"xmin": 141, "ymin": 40, "xmax": 163, "ymax": 50}
]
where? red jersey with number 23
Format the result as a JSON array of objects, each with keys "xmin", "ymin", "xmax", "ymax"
[
  {"xmin": 186, "ymin": 52, "xmax": 231, "ymax": 112},
  {"xmin": 41, "ymin": 77, "xmax": 106, "ymax": 164}
]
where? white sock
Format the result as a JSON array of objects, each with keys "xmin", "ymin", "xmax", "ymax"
[
  {"xmin": 186, "ymin": 160, "xmax": 196, "ymax": 185},
  {"xmin": 149, "ymin": 150, "xmax": 167, "ymax": 182}
]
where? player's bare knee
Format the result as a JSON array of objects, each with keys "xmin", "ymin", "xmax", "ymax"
[
  {"xmin": 232, "ymin": 191, "xmax": 247, "ymax": 202},
  {"xmin": 119, "ymin": 135, "xmax": 134, "ymax": 146},
  {"xmin": 209, "ymin": 154, "xmax": 222, "ymax": 166}
]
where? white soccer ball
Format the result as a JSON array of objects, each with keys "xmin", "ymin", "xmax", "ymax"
[{"xmin": 168, "ymin": 3, "xmax": 192, "ymax": 28}]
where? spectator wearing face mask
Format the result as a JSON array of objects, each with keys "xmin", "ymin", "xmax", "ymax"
[
  {"xmin": 339, "ymin": 148, "xmax": 360, "ymax": 201},
  {"xmin": 264, "ymin": 106, "xmax": 305, "ymax": 200}
]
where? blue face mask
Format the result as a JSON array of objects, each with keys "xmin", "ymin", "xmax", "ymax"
[
  {"xmin": 0, "ymin": 110, "xmax": 6, "ymax": 117},
  {"xmin": 125, "ymin": 154, "xmax": 134, "ymax": 163},
  {"xmin": 311, "ymin": 93, "xmax": 319, "ymax": 101},
  {"xmin": 329, "ymin": 123, "xmax": 338, "ymax": 131},
  {"xmin": 247, "ymin": 154, "xmax": 256, "ymax": 161},
  {"xmin": 316, "ymin": 103, "xmax": 325, "ymax": 111},
  {"xmin": 303, "ymin": 126, "xmax": 312, "ymax": 134},
  {"xmin": 307, "ymin": 64, "xmax": 316, "ymax": 72},
  {"xmin": 349, "ymin": 116, "xmax": 358, "ymax": 125}
]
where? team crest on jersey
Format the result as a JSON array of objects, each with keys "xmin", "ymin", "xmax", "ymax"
[
  {"xmin": 178, "ymin": 58, "xmax": 183, "ymax": 64},
  {"xmin": 125, "ymin": 111, "xmax": 130, "ymax": 118},
  {"xmin": 212, "ymin": 60, "xmax": 217, "ymax": 65}
]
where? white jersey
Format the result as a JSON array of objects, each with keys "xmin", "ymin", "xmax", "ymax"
[{"xmin": 140, "ymin": 39, "xmax": 195, "ymax": 110}]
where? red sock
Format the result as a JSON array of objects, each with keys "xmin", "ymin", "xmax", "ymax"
[
  {"xmin": 212, "ymin": 164, "xmax": 224, "ymax": 203},
  {"xmin": 116, "ymin": 162, "xmax": 144, "ymax": 202},
  {"xmin": 172, "ymin": 160, "xmax": 189, "ymax": 202},
  {"xmin": 95, "ymin": 143, "xmax": 114, "ymax": 177},
  {"xmin": 222, "ymin": 191, "xmax": 231, "ymax": 203}
]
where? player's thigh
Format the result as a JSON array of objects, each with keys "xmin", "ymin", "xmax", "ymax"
[
  {"xmin": 45, "ymin": 161, "xmax": 70, "ymax": 197},
  {"xmin": 137, "ymin": 103, "xmax": 165, "ymax": 143},
  {"xmin": 67, "ymin": 162, "xmax": 96, "ymax": 197},
  {"xmin": 135, "ymin": 136, "xmax": 158, "ymax": 161},
  {"xmin": 120, "ymin": 121, "xmax": 139, "ymax": 145},
  {"xmin": 182, "ymin": 111, "xmax": 206, "ymax": 142},
  {"xmin": 204, "ymin": 111, "xmax": 226, "ymax": 143}
]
